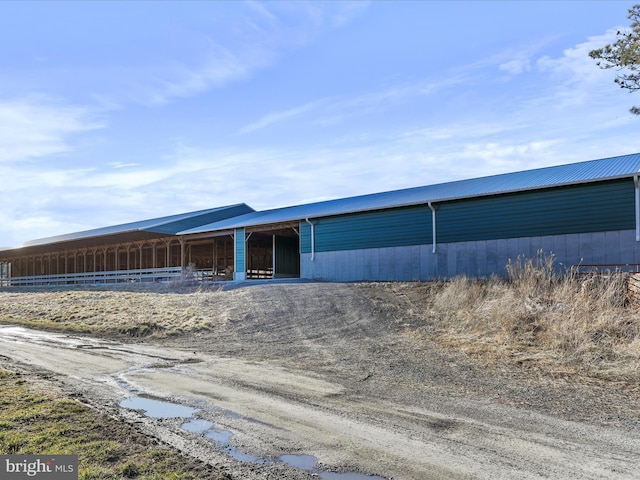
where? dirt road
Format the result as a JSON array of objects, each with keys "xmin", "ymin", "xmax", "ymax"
[{"xmin": 1, "ymin": 282, "xmax": 640, "ymax": 479}]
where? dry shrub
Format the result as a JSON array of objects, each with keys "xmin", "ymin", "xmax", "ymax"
[
  {"xmin": 431, "ymin": 251, "xmax": 640, "ymax": 378},
  {"xmin": 432, "ymin": 276, "xmax": 489, "ymax": 316},
  {"xmin": 551, "ymin": 272, "xmax": 640, "ymax": 371},
  {"xmin": 431, "ymin": 276, "xmax": 513, "ymax": 357},
  {"xmin": 505, "ymin": 250, "xmax": 560, "ymax": 298}
]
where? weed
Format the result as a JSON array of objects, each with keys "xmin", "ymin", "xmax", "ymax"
[
  {"xmin": 0, "ymin": 368, "xmax": 225, "ymax": 479},
  {"xmin": 429, "ymin": 252, "xmax": 640, "ymax": 379},
  {"xmin": 121, "ymin": 460, "xmax": 141, "ymax": 478}
]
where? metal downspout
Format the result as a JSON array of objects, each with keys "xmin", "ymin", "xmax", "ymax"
[
  {"xmin": 428, "ymin": 202, "xmax": 437, "ymax": 253},
  {"xmin": 635, "ymin": 175, "xmax": 640, "ymax": 242},
  {"xmin": 304, "ymin": 218, "xmax": 315, "ymax": 261}
]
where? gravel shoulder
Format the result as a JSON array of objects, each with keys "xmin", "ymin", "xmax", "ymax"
[{"xmin": 1, "ymin": 281, "xmax": 639, "ymax": 479}]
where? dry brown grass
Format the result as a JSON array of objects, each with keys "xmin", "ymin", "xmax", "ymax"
[
  {"xmin": 2, "ymin": 261, "xmax": 638, "ymax": 384},
  {"xmin": 0, "ymin": 283, "xmax": 228, "ymax": 338},
  {"xmin": 428, "ymin": 252, "xmax": 640, "ymax": 380}
]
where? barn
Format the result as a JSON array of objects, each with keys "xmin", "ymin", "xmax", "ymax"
[
  {"xmin": 0, "ymin": 204, "xmax": 254, "ymax": 285},
  {"xmin": 2, "ymin": 152, "xmax": 640, "ymax": 285}
]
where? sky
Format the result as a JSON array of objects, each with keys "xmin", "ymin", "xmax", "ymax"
[{"xmin": 1, "ymin": 0, "xmax": 639, "ymax": 249}]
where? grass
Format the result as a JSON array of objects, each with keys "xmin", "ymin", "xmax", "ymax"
[
  {"xmin": 0, "ymin": 264, "xmax": 637, "ymax": 479},
  {"xmin": 0, "ymin": 283, "xmax": 224, "ymax": 338},
  {"xmin": 426, "ymin": 251, "xmax": 640, "ymax": 380},
  {"xmin": 0, "ymin": 368, "xmax": 228, "ymax": 479},
  {"xmin": 1, "ymin": 260, "xmax": 638, "ymax": 383}
]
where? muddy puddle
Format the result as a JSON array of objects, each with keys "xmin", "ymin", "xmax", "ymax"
[
  {"xmin": 119, "ymin": 395, "xmax": 198, "ymax": 418},
  {"xmin": 120, "ymin": 395, "xmax": 387, "ymax": 480}
]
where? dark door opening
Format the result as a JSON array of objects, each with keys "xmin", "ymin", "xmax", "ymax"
[{"xmin": 246, "ymin": 229, "xmax": 300, "ymax": 280}]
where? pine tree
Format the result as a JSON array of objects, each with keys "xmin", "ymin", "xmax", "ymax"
[{"xmin": 590, "ymin": 5, "xmax": 640, "ymax": 115}]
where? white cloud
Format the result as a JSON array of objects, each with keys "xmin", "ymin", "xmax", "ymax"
[
  {"xmin": 0, "ymin": 98, "xmax": 103, "ymax": 163},
  {"xmin": 116, "ymin": 2, "xmax": 371, "ymax": 107},
  {"xmin": 246, "ymin": 1, "xmax": 279, "ymax": 24},
  {"xmin": 536, "ymin": 29, "xmax": 620, "ymax": 92},
  {"xmin": 141, "ymin": 45, "xmax": 265, "ymax": 106},
  {"xmin": 499, "ymin": 56, "xmax": 532, "ymax": 75},
  {"xmin": 109, "ymin": 162, "xmax": 140, "ymax": 169},
  {"xmin": 239, "ymin": 98, "xmax": 328, "ymax": 133},
  {"xmin": 239, "ymin": 75, "xmax": 468, "ymax": 134},
  {"xmin": 4, "ymin": 11, "xmax": 639, "ymax": 250},
  {"xmin": 397, "ymin": 122, "xmax": 525, "ymax": 143},
  {"xmin": 329, "ymin": 1, "xmax": 370, "ymax": 28}
]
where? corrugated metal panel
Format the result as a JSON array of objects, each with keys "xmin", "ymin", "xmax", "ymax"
[
  {"xmin": 300, "ymin": 223, "xmax": 311, "ymax": 253},
  {"xmin": 437, "ymin": 178, "xmax": 635, "ymax": 243},
  {"xmin": 301, "ymin": 205, "xmax": 432, "ymax": 254},
  {"xmin": 300, "ymin": 178, "xmax": 635, "ymax": 253},
  {"xmin": 181, "ymin": 153, "xmax": 640, "ymax": 235},
  {"xmin": 21, "ymin": 203, "xmax": 254, "ymax": 247}
]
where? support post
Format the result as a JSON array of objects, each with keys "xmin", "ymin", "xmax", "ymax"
[
  {"xmin": 180, "ymin": 237, "xmax": 186, "ymax": 273},
  {"xmin": 152, "ymin": 241, "xmax": 157, "ymax": 269},
  {"xmin": 233, "ymin": 228, "xmax": 246, "ymax": 281}
]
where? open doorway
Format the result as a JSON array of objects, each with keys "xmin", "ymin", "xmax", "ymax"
[{"xmin": 246, "ymin": 227, "xmax": 300, "ymax": 280}]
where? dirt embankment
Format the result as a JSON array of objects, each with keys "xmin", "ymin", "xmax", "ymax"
[{"xmin": 1, "ymin": 280, "xmax": 640, "ymax": 479}]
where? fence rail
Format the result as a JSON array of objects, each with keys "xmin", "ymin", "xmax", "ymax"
[
  {"xmin": 247, "ymin": 268, "xmax": 273, "ymax": 279},
  {"xmin": 3, "ymin": 267, "xmax": 184, "ymax": 286},
  {"xmin": 570, "ymin": 263, "xmax": 640, "ymax": 276}
]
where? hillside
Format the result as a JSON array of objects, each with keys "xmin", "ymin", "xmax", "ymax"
[{"xmin": 1, "ymin": 276, "xmax": 639, "ymax": 427}]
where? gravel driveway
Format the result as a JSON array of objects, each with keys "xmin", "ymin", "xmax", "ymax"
[{"xmin": 1, "ymin": 281, "xmax": 639, "ymax": 479}]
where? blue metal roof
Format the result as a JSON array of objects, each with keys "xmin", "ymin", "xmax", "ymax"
[
  {"xmin": 22, "ymin": 203, "xmax": 254, "ymax": 247},
  {"xmin": 179, "ymin": 153, "xmax": 640, "ymax": 234}
]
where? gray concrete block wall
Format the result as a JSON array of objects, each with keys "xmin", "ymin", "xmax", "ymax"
[{"xmin": 300, "ymin": 230, "xmax": 640, "ymax": 281}]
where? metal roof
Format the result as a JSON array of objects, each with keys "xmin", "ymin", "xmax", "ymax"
[
  {"xmin": 4, "ymin": 153, "xmax": 640, "ymax": 257},
  {"xmin": 179, "ymin": 153, "xmax": 640, "ymax": 234},
  {"xmin": 0, "ymin": 204, "xmax": 254, "ymax": 256}
]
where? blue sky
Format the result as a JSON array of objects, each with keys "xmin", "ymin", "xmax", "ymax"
[{"xmin": 1, "ymin": 1, "xmax": 638, "ymax": 248}]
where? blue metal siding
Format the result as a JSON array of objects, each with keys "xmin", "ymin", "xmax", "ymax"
[
  {"xmin": 437, "ymin": 178, "xmax": 635, "ymax": 243},
  {"xmin": 234, "ymin": 228, "xmax": 245, "ymax": 273},
  {"xmin": 301, "ymin": 178, "xmax": 635, "ymax": 253},
  {"xmin": 301, "ymin": 206, "xmax": 432, "ymax": 253},
  {"xmin": 300, "ymin": 222, "xmax": 311, "ymax": 253}
]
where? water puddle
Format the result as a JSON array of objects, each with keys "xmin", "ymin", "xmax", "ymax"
[
  {"xmin": 181, "ymin": 418, "xmax": 270, "ymax": 464},
  {"xmin": 280, "ymin": 454, "xmax": 317, "ymax": 470},
  {"xmin": 120, "ymin": 395, "xmax": 387, "ymax": 479},
  {"xmin": 181, "ymin": 418, "xmax": 213, "ymax": 434},
  {"xmin": 120, "ymin": 394, "xmax": 198, "ymax": 418}
]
